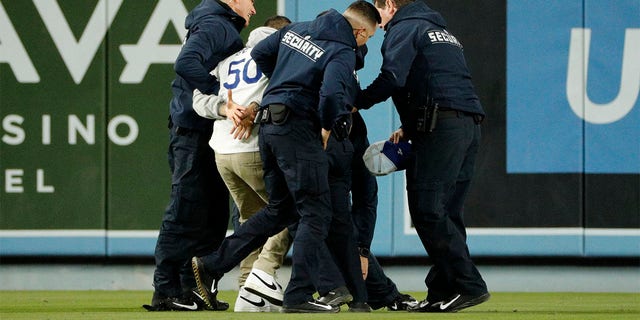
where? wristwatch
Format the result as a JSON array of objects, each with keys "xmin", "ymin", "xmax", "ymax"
[{"xmin": 358, "ymin": 247, "xmax": 370, "ymax": 258}]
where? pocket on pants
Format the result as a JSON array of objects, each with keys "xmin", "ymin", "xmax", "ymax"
[
  {"xmin": 167, "ymin": 185, "xmax": 198, "ymax": 224},
  {"xmin": 295, "ymin": 150, "xmax": 329, "ymax": 196},
  {"xmin": 407, "ymin": 180, "xmax": 444, "ymax": 221}
]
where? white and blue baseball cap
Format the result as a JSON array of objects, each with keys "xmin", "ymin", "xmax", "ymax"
[{"xmin": 363, "ymin": 140, "xmax": 412, "ymax": 176}]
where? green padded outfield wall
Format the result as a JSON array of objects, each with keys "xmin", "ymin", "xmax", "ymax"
[{"xmin": 0, "ymin": 0, "xmax": 277, "ymax": 255}]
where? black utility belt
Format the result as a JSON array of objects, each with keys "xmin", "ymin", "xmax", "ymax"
[
  {"xmin": 168, "ymin": 119, "xmax": 195, "ymax": 135},
  {"xmin": 417, "ymin": 105, "xmax": 484, "ymax": 133},
  {"xmin": 438, "ymin": 107, "xmax": 484, "ymax": 124},
  {"xmin": 438, "ymin": 108, "xmax": 470, "ymax": 119},
  {"xmin": 255, "ymin": 104, "xmax": 290, "ymax": 125}
]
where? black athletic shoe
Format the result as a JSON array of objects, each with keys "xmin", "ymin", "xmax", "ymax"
[
  {"xmin": 282, "ymin": 300, "xmax": 340, "ymax": 313},
  {"xmin": 189, "ymin": 289, "xmax": 229, "ymax": 311},
  {"xmin": 191, "ymin": 256, "xmax": 225, "ymax": 311},
  {"xmin": 386, "ymin": 293, "xmax": 419, "ymax": 311},
  {"xmin": 317, "ymin": 286, "xmax": 353, "ymax": 307},
  {"xmin": 142, "ymin": 296, "xmax": 199, "ymax": 311},
  {"xmin": 143, "ymin": 292, "xmax": 167, "ymax": 311},
  {"xmin": 410, "ymin": 292, "xmax": 491, "ymax": 313},
  {"xmin": 347, "ymin": 301, "xmax": 372, "ymax": 312},
  {"xmin": 406, "ymin": 298, "xmax": 430, "ymax": 312}
]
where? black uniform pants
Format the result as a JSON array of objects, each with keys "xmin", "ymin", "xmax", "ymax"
[
  {"xmin": 315, "ymin": 134, "xmax": 368, "ymax": 303},
  {"xmin": 153, "ymin": 126, "xmax": 229, "ymax": 298},
  {"xmin": 200, "ymin": 113, "xmax": 342, "ymax": 306},
  {"xmin": 364, "ymin": 253, "xmax": 402, "ymax": 309},
  {"xmin": 349, "ymin": 116, "xmax": 403, "ymax": 307},
  {"xmin": 406, "ymin": 111, "xmax": 488, "ymax": 302}
]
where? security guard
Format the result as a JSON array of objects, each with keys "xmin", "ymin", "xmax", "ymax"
[
  {"xmin": 350, "ymin": 45, "xmax": 419, "ymax": 311},
  {"xmin": 145, "ymin": 0, "xmax": 254, "ymax": 312},
  {"xmin": 355, "ymin": 0, "xmax": 490, "ymax": 313},
  {"xmin": 191, "ymin": 1, "xmax": 382, "ymax": 313}
]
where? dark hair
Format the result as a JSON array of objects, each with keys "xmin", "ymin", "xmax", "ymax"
[
  {"xmin": 373, "ymin": 0, "xmax": 414, "ymax": 9},
  {"xmin": 348, "ymin": 0, "xmax": 381, "ymax": 25},
  {"xmin": 263, "ymin": 15, "xmax": 292, "ymax": 30}
]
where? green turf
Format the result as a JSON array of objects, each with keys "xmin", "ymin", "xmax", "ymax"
[{"xmin": 1, "ymin": 291, "xmax": 638, "ymax": 319}]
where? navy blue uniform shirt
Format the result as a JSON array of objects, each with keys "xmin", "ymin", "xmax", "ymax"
[
  {"xmin": 252, "ymin": 9, "xmax": 358, "ymax": 131},
  {"xmin": 356, "ymin": 1, "xmax": 484, "ymax": 133},
  {"xmin": 169, "ymin": 0, "xmax": 246, "ymax": 131}
]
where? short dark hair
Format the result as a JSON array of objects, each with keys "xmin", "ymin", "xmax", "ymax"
[
  {"xmin": 263, "ymin": 15, "xmax": 292, "ymax": 30},
  {"xmin": 373, "ymin": 0, "xmax": 414, "ymax": 9},
  {"xmin": 348, "ymin": 0, "xmax": 381, "ymax": 24}
]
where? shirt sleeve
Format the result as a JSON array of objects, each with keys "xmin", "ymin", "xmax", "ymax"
[
  {"xmin": 356, "ymin": 25, "xmax": 418, "ymax": 109},
  {"xmin": 319, "ymin": 50, "xmax": 356, "ymax": 130},
  {"xmin": 192, "ymin": 88, "xmax": 225, "ymax": 120},
  {"xmin": 352, "ymin": 200, "xmax": 376, "ymax": 249},
  {"xmin": 174, "ymin": 22, "xmax": 224, "ymax": 94}
]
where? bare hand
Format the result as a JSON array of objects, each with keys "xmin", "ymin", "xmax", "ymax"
[
  {"xmin": 389, "ymin": 128, "xmax": 405, "ymax": 144},
  {"xmin": 226, "ymin": 90, "xmax": 248, "ymax": 126},
  {"xmin": 360, "ymin": 256, "xmax": 369, "ymax": 280},
  {"xmin": 230, "ymin": 117, "xmax": 254, "ymax": 140},
  {"xmin": 321, "ymin": 128, "xmax": 331, "ymax": 150}
]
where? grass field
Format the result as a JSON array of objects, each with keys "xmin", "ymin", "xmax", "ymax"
[{"xmin": 1, "ymin": 291, "xmax": 638, "ymax": 319}]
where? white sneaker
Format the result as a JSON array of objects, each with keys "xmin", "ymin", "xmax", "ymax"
[
  {"xmin": 234, "ymin": 287, "xmax": 281, "ymax": 312},
  {"xmin": 243, "ymin": 268, "xmax": 284, "ymax": 306}
]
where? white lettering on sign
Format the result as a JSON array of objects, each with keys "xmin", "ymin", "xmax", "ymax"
[
  {"xmin": 37, "ymin": 169, "xmax": 55, "ymax": 193},
  {"xmin": 3, "ymin": 169, "xmax": 55, "ymax": 194},
  {"xmin": 5, "ymin": 169, "xmax": 24, "ymax": 193},
  {"xmin": 0, "ymin": 0, "xmax": 188, "ymax": 84},
  {"xmin": 119, "ymin": 0, "xmax": 188, "ymax": 83},
  {"xmin": 2, "ymin": 115, "xmax": 25, "ymax": 145},
  {"xmin": 1, "ymin": 114, "xmax": 139, "ymax": 146},
  {"xmin": 0, "ymin": 4, "xmax": 39, "ymax": 82},
  {"xmin": 42, "ymin": 115, "xmax": 51, "ymax": 145},
  {"xmin": 567, "ymin": 28, "xmax": 640, "ymax": 124},
  {"xmin": 69, "ymin": 115, "xmax": 95, "ymax": 145},
  {"xmin": 33, "ymin": 0, "xmax": 123, "ymax": 84},
  {"xmin": 107, "ymin": 115, "xmax": 139, "ymax": 146}
]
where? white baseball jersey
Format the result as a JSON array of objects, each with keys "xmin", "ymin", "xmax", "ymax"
[{"xmin": 193, "ymin": 27, "xmax": 275, "ymax": 154}]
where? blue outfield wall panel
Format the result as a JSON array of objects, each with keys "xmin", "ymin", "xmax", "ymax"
[
  {"xmin": 0, "ymin": 238, "xmax": 104, "ymax": 256},
  {"xmin": 368, "ymin": 174, "xmax": 394, "ymax": 256},
  {"xmin": 0, "ymin": 232, "xmax": 586, "ymax": 257},
  {"xmin": 507, "ymin": 0, "xmax": 640, "ymax": 174},
  {"xmin": 584, "ymin": 230, "xmax": 640, "ymax": 257},
  {"xmin": 106, "ymin": 231, "xmax": 158, "ymax": 256},
  {"xmin": 2, "ymin": 230, "xmax": 639, "ymax": 257},
  {"xmin": 582, "ymin": 0, "xmax": 640, "ymax": 173},
  {"xmin": 506, "ymin": 0, "xmax": 585, "ymax": 173},
  {"xmin": 0, "ymin": 231, "xmax": 106, "ymax": 256},
  {"xmin": 394, "ymin": 234, "xmax": 584, "ymax": 257},
  {"xmin": 467, "ymin": 233, "xmax": 584, "ymax": 257}
]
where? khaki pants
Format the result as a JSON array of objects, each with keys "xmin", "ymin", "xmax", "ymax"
[{"xmin": 215, "ymin": 151, "xmax": 290, "ymax": 287}]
